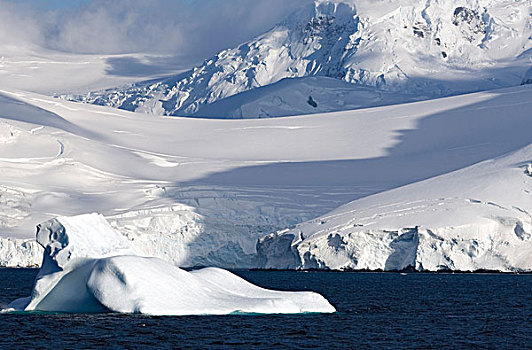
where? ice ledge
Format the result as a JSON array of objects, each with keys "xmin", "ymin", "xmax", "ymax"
[{"xmin": 257, "ymin": 223, "xmax": 532, "ymax": 272}]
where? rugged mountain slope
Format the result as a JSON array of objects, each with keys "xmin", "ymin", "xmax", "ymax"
[{"xmin": 66, "ymin": 0, "xmax": 532, "ymax": 118}]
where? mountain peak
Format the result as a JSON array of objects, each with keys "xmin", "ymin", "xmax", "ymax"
[{"xmin": 66, "ymin": 0, "xmax": 532, "ymax": 118}]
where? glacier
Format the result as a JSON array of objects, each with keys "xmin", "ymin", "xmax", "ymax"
[
  {"xmin": 1, "ymin": 83, "xmax": 531, "ymax": 271},
  {"xmin": 257, "ymin": 146, "xmax": 532, "ymax": 271},
  {"xmin": 5, "ymin": 213, "xmax": 335, "ymax": 315}
]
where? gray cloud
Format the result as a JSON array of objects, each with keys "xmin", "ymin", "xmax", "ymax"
[{"xmin": 0, "ymin": 0, "xmax": 311, "ymax": 59}]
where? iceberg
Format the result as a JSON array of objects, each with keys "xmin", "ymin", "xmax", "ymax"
[{"xmin": 6, "ymin": 213, "xmax": 335, "ymax": 315}]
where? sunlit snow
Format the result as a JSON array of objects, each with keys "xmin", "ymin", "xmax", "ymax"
[{"xmin": 0, "ymin": 0, "xmax": 531, "ymax": 275}]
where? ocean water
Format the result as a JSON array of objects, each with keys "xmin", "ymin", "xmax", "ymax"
[{"xmin": 1, "ymin": 268, "xmax": 531, "ymax": 349}]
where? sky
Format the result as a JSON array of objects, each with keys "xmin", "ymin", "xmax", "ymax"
[
  {"xmin": 0, "ymin": 0, "xmax": 310, "ymax": 59},
  {"xmin": 4, "ymin": 0, "xmax": 91, "ymax": 10}
]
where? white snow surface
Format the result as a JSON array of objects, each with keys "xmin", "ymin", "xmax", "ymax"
[
  {"xmin": 0, "ymin": 82, "xmax": 531, "ymax": 270},
  {"xmin": 0, "ymin": 1, "xmax": 531, "ymax": 271},
  {"xmin": 258, "ymin": 146, "xmax": 532, "ymax": 271},
  {"xmin": 66, "ymin": 0, "xmax": 532, "ymax": 118},
  {"xmin": 0, "ymin": 43, "xmax": 185, "ymax": 96},
  {"xmin": 194, "ymin": 76, "xmax": 426, "ymax": 119},
  {"xmin": 5, "ymin": 214, "xmax": 335, "ymax": 315}
]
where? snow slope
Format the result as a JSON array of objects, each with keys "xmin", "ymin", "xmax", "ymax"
[
  {"xmin": 0, "ymin": 43, "xmax": 188, "ymax": 95},
  {"xmin": 5, "ymin": 214, "xmax": 334, "ymax": 315},
  {"xmin": 193, "ymin": 76, "xmax": 425, "ymax": 119},
  {"xmin": 66, "ymin": 0, "xmax": 532, "ymax": 118},
  {"xmin": 257, "ymin": 146, "xmax": 532, "ymax": 271},
  {"xmin": 0, "ymin": 82, "xmax": 531, "ymax": 270}
]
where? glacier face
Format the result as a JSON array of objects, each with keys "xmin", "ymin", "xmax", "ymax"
[
  {"xmin": 106, "ymin": 186, "xmax": 356, "ymax": 269},
  {"xmin": 0, "ymin": 238, "xmax": 41, "ymax": 268},
  {"xmin": 7, "ymin": 150, "xmax": 532, "ymax": 273},
  {"xmin": 0, "ymin": 186, "xmax": 355, "ymax": 269},
  {"xmin": 65, "ymin": 0, "xmax": 532, "ymax": 118},
  {"xmin": 257, "ymin": 146, "xmax": 532, "ymax": 272}
]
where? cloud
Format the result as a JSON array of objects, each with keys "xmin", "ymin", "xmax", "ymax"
[
  {"xmin": 0, "ymin": 0, "xmax": 311, "ymax": 58},
  {"xmin": 0, "ymin": 2, "xmax": 46, "ymax": 46}
]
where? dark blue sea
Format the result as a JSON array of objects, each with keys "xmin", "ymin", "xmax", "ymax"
[{"xmin": 1, "ymin": 268, "xmax": 531, "ymax": 349}]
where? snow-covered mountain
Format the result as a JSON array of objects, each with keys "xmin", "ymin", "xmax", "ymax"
[
  {"xmin": 1, "ymin": 0, "xmax": 531, "ymax": 272},
  {"xmin": 65, "ymin": 0, "xmax": 532, "ymax": 118}
]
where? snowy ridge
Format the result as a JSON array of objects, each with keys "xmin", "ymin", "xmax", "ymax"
[
  {"xmin": 257, "ymin": 146, "xmax": 532, "ymax": 271},
  {"xmin": 192, "ymin": 76, "xmax": 424, "ymax": 119},
  {"xmin": 65, "ymin": 0, "xmax": 532, "ymax": 118}
]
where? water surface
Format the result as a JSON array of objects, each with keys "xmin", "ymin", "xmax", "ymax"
[{"xmin": 1, "ymin": 268, "xmax": 530, "ymax": 349}]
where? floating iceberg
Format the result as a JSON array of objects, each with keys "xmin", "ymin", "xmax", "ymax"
[{"xmin": 6, "ymin": 213, "xmax": 335, "ymax": 315}]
